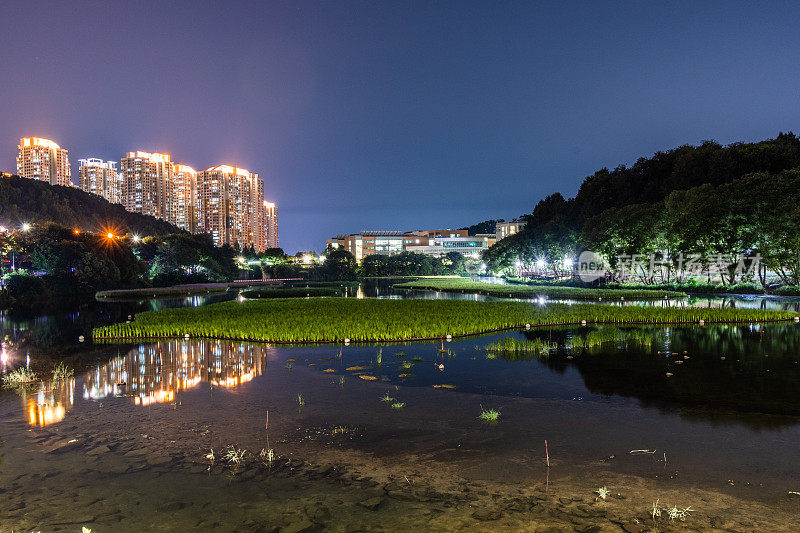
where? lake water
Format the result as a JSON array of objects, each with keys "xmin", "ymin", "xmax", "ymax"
[{"xmin": 1, "ymin": 285, "xmax": 800, "ymax": 531}]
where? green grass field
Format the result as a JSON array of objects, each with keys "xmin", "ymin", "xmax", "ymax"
[
  {"xmin": 394, "ymin": 277, "xmax": 686, "ymax": 300},
  {"xmin": 92, "ymin": 297, "xmax": 797, "ymax": 343}
]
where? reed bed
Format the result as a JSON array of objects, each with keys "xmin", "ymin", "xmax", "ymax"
[
  {"xmin": 394, "ymin": 277, "xmax": 686, "ymax": 300},
  {"xmin": 92, "ymin": 298, "xmax": 797, "ymax": 343}
]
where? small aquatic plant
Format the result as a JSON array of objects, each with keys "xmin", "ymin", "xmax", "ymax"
[
  {"xmin": 338, "ymin": 376, "xmax": 345, "ymax": 387},
  {"xmin": 259, "ymin": 448, "xmax": 274, "ymax": 464},
  {"xmin": 651, "ymin": 499, "xmax": 693, "ymax": 522},
  {"xmin": 595, "ymin": 486, "xmax": 609, "ymax": 500},
  {"xmin": 380, "ymin": 392, "xmax": 394, "ymax": 403},
  {"xmin": 411, "ymin": 356, "xmax": 422, "ymax": 362},
  {"xmin": 402, "ymin": 362, "xmax": 413, "ymax": 370},
  {"xmin": 478, "ymin": 406, "xmax": 501, "ymax": 423},
  {"xmin": 394, "ymin": 351, "xmax": 406, "ymax": 358},
  {"xmin": 376, "ymin": 347, "xmax": 383, "ymax": 366},
  {"xmin": 52, "ymin": 362, "xmax": 74, "ymax": 381},
  {"xmin": 2, "ymin": 367, "xmax": 38, "ymax": 389},
  {"xmin": 224, "ymin": 447, "xmax": 247, "ymax": 465},
  {"xmin": 284, "ymin": 362, "xmax": 293, "ymax": 371},
  {"xmin": 391, "ymin": 402, "xmax": 405, "ymax": 409},
  {"xmin": 297, "ymin": 393, "xmax": 305, "ymax": 406}
]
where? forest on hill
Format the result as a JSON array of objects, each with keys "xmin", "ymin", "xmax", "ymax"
[
  {"xmin": 0, "ymin": 175, "xmax": 182, "ymax": 236},
  {"xmin": 485, "ymin": 132, "xmax": 800, "ymax": 286}
]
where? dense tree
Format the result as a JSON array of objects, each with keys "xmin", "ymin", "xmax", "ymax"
[
  {"xmin": 485, "ymin": 133, "xmax": 800, "ymax": 286},
  {"xmin": 322, "ymin": 249, "xmax": 357, "ymax": 280}
]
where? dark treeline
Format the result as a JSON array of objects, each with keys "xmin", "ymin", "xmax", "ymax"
[
  {"xmin": 0, "ymin": 175, "xmax": 182, "ymax": 236},
  {"xmin": 261, "ymin": 249, "xmax": 474, "ymax": 281},
  {"xmin": 485, "ymin": 133, "xmax": 800, "ymax": 286},
  {"xmin": 0, "ymin": 225, "xmax": 238, "ymax": 308}
]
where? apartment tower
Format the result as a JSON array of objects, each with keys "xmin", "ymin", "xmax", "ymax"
[
  {"xmin": 197, "ymin": 165, "xmax": 266, "ymax": 251},
  {"xmin": 120, "ymin": 151, "xmax": 173, "ymax": 220},
  {"xmin": 16, "ymin": 137, "xmax": 72, "ymax": 186},
  {"xmin": 172, "ymin": 164, "xmax": 197, "ymax": 232},
  {"xmin": 78, "ymin": 158, "xmax": 121, "ymax": 203},
  {"xmin": 262, "ymin": 201, "xmax": 279, "ymax": 249}
]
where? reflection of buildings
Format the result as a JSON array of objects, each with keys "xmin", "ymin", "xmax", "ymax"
[
  {"xmin": 84, "ymin": 341, "xmax": 266, "ymax": 406},
  {"xmin": 24, "ymin": 378, "xmax": 75, "ymax": 426}
]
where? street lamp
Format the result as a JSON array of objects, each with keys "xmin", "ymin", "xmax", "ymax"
[
  {"xmin": 20, "ymin": 223, "xmax": 31, "ymax": 232},
  {"xmin": 132, "ymin": 235, "xmax": 141, "ymax": 243}
]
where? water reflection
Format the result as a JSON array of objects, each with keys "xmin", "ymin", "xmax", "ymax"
[
  {"xmin": 84, "ymin": 340, "xmax": 267, "ymax": 405},
  {"xmin": 23, "ymin": 378, "xmax": 75, "ymax": 426}
]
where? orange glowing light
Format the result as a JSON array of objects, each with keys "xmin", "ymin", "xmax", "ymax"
[
  {"xmin": 107, "ymin": 233, "xmax": 114, "ymax": 239},
  {"xmin": 73, "ymin": 229, "xmax": 80, "ymax": 235}
]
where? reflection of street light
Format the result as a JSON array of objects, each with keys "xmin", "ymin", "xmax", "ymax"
[
  {"xmin": 132, "ymin": 235, "xmax": 141, "ymax": 243},
  {"xmin": 20, "ymin": 223, "xmax": 31, "ymax": 232},
  {"xmin": 73, "ymin": 229, "xmax": 80, "ymax": 235}
]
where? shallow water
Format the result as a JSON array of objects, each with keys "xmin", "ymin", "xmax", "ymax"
[{"xmin": 2, "ymin": 288, "xmax": 800, "ymax": 531}]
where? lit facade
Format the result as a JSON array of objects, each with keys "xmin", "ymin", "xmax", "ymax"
[
  {"xmin": 197, "ymin": 165, "xmax": 266, "ymax": 250},
  {"xmin": 78, "ymin": 158, "xmax": 121, "ymax": 203},
  {"xmin": 496, "ymin": 219, "xmax": 527, "ymax": 240},
  {"xmin": 16, "ymin": 137, "xmax": 72, "ymax": 186},
  {"xmin": 172, "ymin": 164, "xmax": 197, "ymax": 232},
  {"xmin": 262, "ymin": 201, "xmax": 279, "ymax": 249},
  {"xmin": 120, "ymin": 151, "xmax": 174, "ymax": 220}
]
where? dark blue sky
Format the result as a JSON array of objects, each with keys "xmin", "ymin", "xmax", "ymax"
[{"xmin": 2, "ymin": 1, "xmax": 799, "ymax": 252}]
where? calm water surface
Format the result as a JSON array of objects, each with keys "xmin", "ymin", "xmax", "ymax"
[{"xmin": 2, "ymin": 285, "xmax": 800, "ymax": 531}]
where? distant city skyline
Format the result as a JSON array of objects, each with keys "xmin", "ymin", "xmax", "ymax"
[
  {"xmin": 3, "ymin": 2, "xmax": 800, "ymax": 251},
  {"xmin": 12, "ymin": 137, "xmax": 278, "ymax": 251}
]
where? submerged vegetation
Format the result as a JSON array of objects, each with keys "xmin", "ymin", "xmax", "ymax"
[
  {"xmin": 240, "ymin": 287, "xmax": 342, "ymax": 299},
  {"xmin": 485, "ymin": 327, "xmax": 658, "ymax": 359},
  {"xmin": 92, "ymin": 298, "xmax": 797, "ymax": 343},
  {"xmin": 394, "ymin": 277, "xmax": 685, "ymax": 300}
]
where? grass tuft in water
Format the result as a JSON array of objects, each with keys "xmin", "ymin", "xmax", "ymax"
[
  {"xmin": 2, "ymin": 367, "xmax": 38, "ymax": 389},
  {"xmin": 297, "ymin": 393, "xmax": 305, "ymax": 406},
  {"xmin": 380, "ymin": 392, "xmax": 395, "ymax": 403},
  {"xmin": 52, "ymin": 362, "xmax": 74, "ymax": 381},
  {"xmin": 478, "ymin": 405, "xmax": 501, "ymax": 424},
  {"xmin": 391, "ymin": 402, "xmax": 406, "ymax": 410}
]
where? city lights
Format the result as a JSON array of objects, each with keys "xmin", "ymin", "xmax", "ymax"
[
  {"xmin": 132, "ymin": 234, "xmax": 140, "ymax": 242},
  {"xmin": 20, "ymin": 223, "xmax": 31, "ymax": 232}
]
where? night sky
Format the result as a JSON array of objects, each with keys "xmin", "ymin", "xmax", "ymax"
[{"xmin": 2, "ymin": 1, "xmax": 799, "ymax": 252}]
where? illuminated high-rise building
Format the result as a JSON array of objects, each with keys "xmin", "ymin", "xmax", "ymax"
[
  {"xmin": 78, "ymin": 158, "xmax": 121, "ymax": 203},
  {"xmin": 197, "ymin": 165, "xmax": 266, "ymax": 250},
  {"xmin": 16, "ymin": 137, "xmax": 72, "ymax": 186},
  {"xmin": 120, "ymin": 151, "xmax": 174, "ymax": 220},
  {"xmin": 262, "ymin": 201, "xmax": 279, "ymax": 249},
  {"xmin": 171, "ymin": 164, "xmax": 197, "ymax": 232}
]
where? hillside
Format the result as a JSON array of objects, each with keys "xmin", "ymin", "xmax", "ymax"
[
  {"xmin": 484, "ymin": 132, "xmax": 800, "ymax": 284},
  {"xmin": 0, "ymin": 175, "xmax": 182, "ymax": 236}
]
